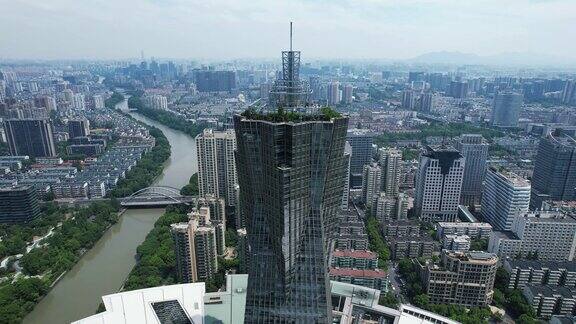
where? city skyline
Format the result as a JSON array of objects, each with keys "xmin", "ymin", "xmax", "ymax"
[{"xmin": 1, "ymin": 0, "xmax": 576, "ymax": 65}]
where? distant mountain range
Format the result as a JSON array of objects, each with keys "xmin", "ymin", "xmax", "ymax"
[{"xmin": 407, "ymin": 51, "xmax": 576, "ymax": 67}]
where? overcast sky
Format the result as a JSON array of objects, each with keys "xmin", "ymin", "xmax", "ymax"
[{"xmin": 1, "ymin": 0, "xmax": 574, "ymax": 60}]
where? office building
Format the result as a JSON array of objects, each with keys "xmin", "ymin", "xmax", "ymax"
[
  {"xmin": 327, "ymin": 81, "xmax": 341, "ymax": 105},
  {"xmin": 491, "ymin": 91, "xmax": 523, "ymax": 127},
  {"xmin": 531, "ymin": 132, "xmax": 576, "ymax": 209},
  {"xmin": 237, "ymin": 228, "xmax": 249, "ymax": 274},
  {"xmin": 448, "ymin": 81, "xmax": 468, "ymax": 99},
  {"xmin": 489, "ymin": 211, "xmax": 576, "ymax": 261},
  {"xmin": 342, "ymin": 142, "xmax": 352, "ymax": 210},
  {"xmin": 362, "ymin": 162, "xmax": 381, "ymax": 206},
  {"xmin": 342, "ymin": 84, "xmax": 353, "ymax": 104},
  {"xmin": 562, "ymin": 80, "xmax": 576, "ymax": 105},
  {"xmin": 437, "ymin": 222, "xmax": 492, "ymax": 240},
  {"xmin": 481, "ymin": 167, "xmax": 530, "ymax": 231},
  {"xmin": 401, "ymin": 90, "xmax": 415, "ymax": 109},
  {"xmin": 419, "ymin": 93, "xmax": 433, "ymax": 113},
  {"xmin": 347, "ymin": 129, "xmax": 374, "ymax": 188},
  {"xmin": 3, "ymin": 118, "xmax": 56, "ymax": 157},
  {"xmin": 196, "ymin": 129, "xmax": 238, "ymax": 208},
  {"xmin": 422, "ymin": 251, "xmax": 498, "ymax": 307},
  {"xmin": 0, "ymin": 185, "xmax": 41, "ymax": 224},
  {"xmin": 504, "ymin": 259, "xmax": 576, "ymax": 290},
  {"xmin": 414, "ymin": 146, "xmax": 464, "ymax": 222},
  {"xmin": 378, "ymin": 147, "xmax": 401, "ymax": 197},
  {"xmin": 454, "ymin": 134, "xmax": 488, "ymax": 206},
  {"xmin": 68, "ymin": 118, "xmax": 90, "ymax": 139},
  {"xmin": 194, "ymin": 71, "xmax": 236, "ymax": 92},
  {"xmin": 234, "ymin": 109, "xmax": 348, "ymax": 323},
  {"xmin": 170, "ymin": 215, "xmax": 218, "ymax": 283}
]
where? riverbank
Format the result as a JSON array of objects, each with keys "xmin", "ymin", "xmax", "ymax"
[
  {"xmin": 22, "ymin": 110, "xmax": 198, "ymax": 324},
  {"xmin": 127, "ymin": 93, "xmax": 209, "ymax": 138}
]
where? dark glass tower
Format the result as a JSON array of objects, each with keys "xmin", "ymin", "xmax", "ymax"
[
  {"xmin": 3, "ymin": 118, "xmax": 56, "ymax": 157},
  {"xmin": 531, "ymin": 131, "xmax": 576, "ymax": 209},
  {"xmin": 235, "ymin": 24, "xmax": 349, "ymax": 322}
]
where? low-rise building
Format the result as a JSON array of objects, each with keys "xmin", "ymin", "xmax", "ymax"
[
  {"xmin": 421, "ymin": 250, "xmax": 498, "ymax": 307},
  {"xmin": 329, "ymin": 268, "xmax": 388, "ymax": 292},
  {"xmin": 331, "ymin": 250, "xmax": 378, "ymax": 270},
  {"xmin": 504, "ymin": 259, "xmax": 576, "ymax": 290},
  {"xmin": 523, "ymin": 284, "xmax": 576, "ymax": 319},
  {"xmin": 437, "ymin": 221, "xmax": 492, "ymax": 240},
  {"xmin": 389, "ymin": 236, "xmax": 438, "ymax": 260},
  {"xmin": 442, "ymin": 234, "xmax": 471, "ymax": 252}
]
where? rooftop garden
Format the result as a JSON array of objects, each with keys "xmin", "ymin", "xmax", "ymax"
[{"xmin": 241, "ymin": 107, "xmax": 342, "ymax": 123}]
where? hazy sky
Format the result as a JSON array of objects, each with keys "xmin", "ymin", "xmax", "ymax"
[{"xmin": 1, "ymin": 0, "xmax": 574, "ymax": 60}]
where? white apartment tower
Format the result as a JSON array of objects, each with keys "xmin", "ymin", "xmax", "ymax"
[
  {"xmin": 415, "ymin": 146, "xmax": 465, "ymax": 222},
  {"xmin": 196, "ymin": 129, "xmax": 238, "ymax": 207},
  {"xmin": 481, "ymin": 167, "xmax": 530, "ymax": 231},
  {"xmin": 378, "ymin": 147, "xmax": 401, "ymax": 197},
  {"xmin": 362, "ymin": 162, "xmax": 382, "ymax": 207}
]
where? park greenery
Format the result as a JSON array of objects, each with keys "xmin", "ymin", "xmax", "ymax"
[
  {"xmin": 123, "ymin": 210, "xmax": 188, "ymax": 291},
  {"xmin": 492, "ymin": 267, "xmax": 538, "ymax": 323},
  {"xmin": 128, "ymin": 93, "xmax": 208, "ymax": 138},
  {"xmin": 375, "ymin": 121, "xmax": 505, "ymax": 147},
  {"xmin": 180, "ymin": 173, "xmax": 199, "ymax": 196},
  {"xmin": 107, "ymin": 126, "xmax": 171, "ymax": 197},
  {"xmin": 365, "ymin": 216, "xmax": 390, "ymax": 268},
  {"xmin": 0, "ymin": 201, "xmax": 121, "ymax": 323},
  {"xmin": 241, "ymin": 107, "xmax": 342, "ymax": 123},
  {"xmin": 104, "ymin": 92, "xmax": 124, "ymax": 109}
]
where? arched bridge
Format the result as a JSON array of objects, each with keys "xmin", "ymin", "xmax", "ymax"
[{"xmin": 119, "ymin": 186, "xmax": 196, "ymax": 207}]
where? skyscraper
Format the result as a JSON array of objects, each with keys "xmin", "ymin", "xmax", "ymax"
[
  {"xmin": 347, "ymin": 129, "xmax": 374, "ymax": 188},
  {"xmin": 414, "ymin": 146, "xmax": 465, "ymax": 222},
  {"xmin": 72, "ymin": 93, "xmax": 86, "ymax": 110},
  {"xmin": 196, "ymin": 129, "xmax": 238, "ymax": 208},
  {"xmin": 342, "ymin": 84, "xmax": 353, "ymax": 104},
  {"xmin": 562, "ymin": 80, "xmax": 576, "ymax": 105},
  {"xmin": 454, "ymin": 134, "xmax": 489, "ymax": 206},
  {"xmin": 448, "ymin": 81, "xmax": 468, "ymax": 98},
  {"xmin": 362, "ymin": 162, "xmax": 382, "ymax": 206},
  {"xmin": 419, "ymin": 93, "xmax": 433, "ymax": 113},
  {"xmin": 401, "ymin": 90, "xmax": 415, "ymax": 109},
  {"xmin": 491, "ymin": 91, "xmax": 523, "ymax": 127},
  {"xmin": 481, "ymin": 167, "xmax": 530, "ymax": 231},
  {"xmin": 342, "ymin": 141, "xmax": 352, "ymax": 210},
  {"xmin": 0, "ymin": 185, "xmax": 41, "ymax": 224},
  {"xmin": 3, "ymin": 118, "xmax": 56, "ymax": 157},
  {"xmin": 327, "ymin": 81, "xmax": 341, "ymax": 105},
  {"xmin": 531, "ymin": 132, "xmax": 576, "ymax": 209},
  {"xmin": 378, "ymin": 147, "xmax": 401, "ymax": 197}
]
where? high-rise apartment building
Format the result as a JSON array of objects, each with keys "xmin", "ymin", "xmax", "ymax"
[
  {"xmin": 170, "ymin": 213, "xmax": 218, "ymax": 283},
  {"xmin": 448, "ymin": 81, "xmax": 468, "ymax": 99},
  {"xmin": 378, "ymin": 147, "xmax": 401, "ymax": 197},
  {"xmin": 196, "ymin": 129, "xmax": 237, "ymax": 208},
  {"xmin": 414, "ymin": 146, "xmax": 464, "ymax": 222},
  {"xmin": 342, "ymin": 84, "xmax": 353, "ymax": 104},
  {"xmin": 144, "ymin": 94, "xmax": 168, "ymax": 110},
  {"xmin": 481, "ymin": 167, "xmax": 530, "ymax": 231},
  {"xmin": 491, "ymin": 91, "xmax": 523, "ymax": 127},
  {"xmin": 3, "ymin": 118, "xmax": 56, "ymax": 157},
  {"xmin": 327, "ymin": 81, "xmax": 341, "ymax": 105},
  {"xmin": 489, "ymin": 211, "xmax": 576, "ymax": 261},
  {"xmin": 92, "ymin": 95, "xmax": 105, "ymax": 109},
  {"xmin": 401, "ymin": 90, "xmax": 415, "ymax": 109},
  {"xmin": 347, "ymin": 129, "xmax": 374, "ymax": 188},
  {"xmin": 72, "ymin": 93, "xmax": 86, "ymax": 110},
  {"xmin": 454, "ymin": 134, "xmax": 488, "ymax": 206},
  {"xmin": 562, "ymin": 80, "xmax": 576, "ymax": 105},
  {"xmin": 362, "ymin": 162, "xmax": 382, "ymax": 206},
  {"xmin": 531, "ymin": 132, "xmax": 576, "ymax": 209},
  {"xmin": 419, "ymin": 93, "xmax": 434, "ymax": 113},
  {"xmin": 373, "ymin": 192, "xmax": 408, "ymax": 222},
  {"xmin": 234, "ymin": 111, "xmax": 348, "ymax": 323},
  {"xmin": 422, "ymin": 251, "xmax": 498, "ymax": 307},
  {"xmin": 194, "ymin": 71, "xmax": 236, "ymax": 93},
  {"xmin": 0, "ymin": 185, "xmax": 41, "ymax": 224},
  {"xmin": 68, "ymin": 118, "xmax": 90, "ymax": 139}
]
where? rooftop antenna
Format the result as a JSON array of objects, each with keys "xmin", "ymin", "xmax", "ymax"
[{"xmin": 290, "ymin": 21, "xmax": 293, "ymax": 51}]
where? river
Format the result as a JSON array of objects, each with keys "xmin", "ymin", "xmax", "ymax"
[{"xmin": 23, "ymin": 107, "xmax": 198, "ymax": 324}]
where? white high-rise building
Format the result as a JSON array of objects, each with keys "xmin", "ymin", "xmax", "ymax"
[
  {"xmin": 72, "ymin": 93, "xmax": 86, "ymax": 110},
  {"xmin": 414, "ymin": 146, "xmax": 464, "ymax": 222},
  {"xmin": 145, "ymin": 94, "xmax": 168, "ymax": 110},
  {"xmin": 362, "ymin": 162, "xmax": 382, "ymax": 207},
  {"xmin": 481, "ymin": 167, "xmax": 530, "ymax": 231},
  {"xmin": 342, "ymin": 84, "xmax": 353, "ymax": 104},
  {"xmin": 379, "ymin": 147, "xmax": 401, "ymax": 197},
  {"xmin": 93, "ymin": 94, "xmax": 105, "ymax": 109},
  {"xmin": 327, "ymin": 81, "xmax": 341, "ymax": 105},
  {"xmin": 196, "ymin": 129, "xmax": 238, "ymax": 207}
]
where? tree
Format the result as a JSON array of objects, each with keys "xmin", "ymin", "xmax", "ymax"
[
  {"xmin": 413, "ymin": 294, "xmax": 429, "ymax": 308},
  {"xmin": 378, "ymin": 292, "xmax": 399, "ymax": 309}
]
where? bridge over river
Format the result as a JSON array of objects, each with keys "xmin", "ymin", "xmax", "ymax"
[{"xmin": 119, "ymin": 186, "xmax": 196, "ymax": 207}]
